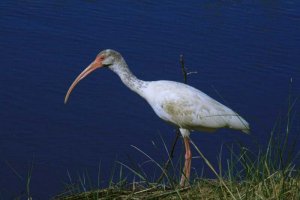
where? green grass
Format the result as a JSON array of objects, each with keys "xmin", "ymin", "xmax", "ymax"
[
  {"xmin": 54, "ymin": 100, "xmax": 300, "ymax": 200},
  {"xmin": 5, "ymin": 160, "xmax": 34, "ymax": 200}
]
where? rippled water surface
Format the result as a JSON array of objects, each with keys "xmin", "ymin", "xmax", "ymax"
[{"xmin": 0, "ymin": 1, "xmax": 299, "ymax": 198}]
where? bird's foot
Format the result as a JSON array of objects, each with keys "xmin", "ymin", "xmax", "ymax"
[{"xmin": 180, "ymin": 174, "xmax": 190, "ymax": 188}]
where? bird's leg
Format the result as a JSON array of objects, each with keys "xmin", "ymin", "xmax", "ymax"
[{"xmin": 180, "ymin": 137, "xmax": 191, "ymax": 187}]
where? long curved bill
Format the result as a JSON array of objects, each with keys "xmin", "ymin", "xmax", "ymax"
[{"xmin": 64, "ymin": 61, "xmax": 102, "ymax": 104}]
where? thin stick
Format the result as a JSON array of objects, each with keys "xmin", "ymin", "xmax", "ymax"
[
  {"xmin": 157, "ymin": 129, "xmax": 181, "ymax": 183},
  {"xmin": 180, "ymin": 54, "xmax": 187, "ymax": 84},
  {"xmin": 157, "ymin": 54, "xmax": 187, "ymax": 184}
]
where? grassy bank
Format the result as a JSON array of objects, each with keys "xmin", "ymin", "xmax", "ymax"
[
  {"xmin": 54, "ymin": 102, "xmax": 300, "ymax": 200},
  {"xmin": 54, "ymin": 174, "xmax": 300, "ymax": 199}
]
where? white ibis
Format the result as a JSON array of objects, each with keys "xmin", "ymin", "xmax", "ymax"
[{"xmin": 64, "ymin": 49, "xmax": 250, "ymax": 187}]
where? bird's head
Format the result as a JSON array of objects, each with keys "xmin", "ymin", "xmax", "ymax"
[{"xmin": 64, "ymin": 49, "xmax": 122, "ymax": 104}]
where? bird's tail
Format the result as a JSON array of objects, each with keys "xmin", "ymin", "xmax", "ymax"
[
  {"xmin": 242, "ymin": 127, "xmax": 251, "ymax": 134},
  {"xmin": 229, "ymin": 114, "xmax": 250, "ymax": 134}
]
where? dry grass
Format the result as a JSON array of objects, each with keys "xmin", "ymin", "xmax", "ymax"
[{"xmin": 54, "ymin": 175, "xmax": 300, "ymax": 200}]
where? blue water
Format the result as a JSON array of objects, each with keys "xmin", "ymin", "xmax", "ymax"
[{"xmin": 1, "ymin": 1, "xmax": 299, "ymax": 199}]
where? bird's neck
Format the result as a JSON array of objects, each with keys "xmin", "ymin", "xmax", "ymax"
[{"xmin": 109, "ymin": 59, "xmax": 148, "ymax": 97}]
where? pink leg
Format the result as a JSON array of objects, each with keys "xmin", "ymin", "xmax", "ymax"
[{"xmin": 180, "ymin": 137, "xmax": 191, "ymax": 187}]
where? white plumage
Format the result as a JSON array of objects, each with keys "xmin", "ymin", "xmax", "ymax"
[
  {"xmin": 65, "ymin": 49, "xmax": 250, "ymax": 187},
  {"xmin": 142, "ymin": 80, "xmax": 249, "ymax": 135}
]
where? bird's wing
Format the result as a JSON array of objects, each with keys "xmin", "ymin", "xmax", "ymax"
[{"xmin": 145, "ymin": 81, "xmax": 249, "ymax": 132}]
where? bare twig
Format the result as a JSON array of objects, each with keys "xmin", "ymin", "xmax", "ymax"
[
  {"xmin": 180, "ymin": 54, "xmax": 187, "ymax": 84},
  {"xmin": 157, "ymin": 54, "xmax": 188, "ymax": 184}
]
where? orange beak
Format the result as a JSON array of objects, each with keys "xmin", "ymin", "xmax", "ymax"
[{"xmin": 64, "ymin": 58, "xmax": 103, "ymax": 104}]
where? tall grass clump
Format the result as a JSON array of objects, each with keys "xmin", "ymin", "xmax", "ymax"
[
  {"xmin": 210, "ymin": 120, "xmax": 299, "ymax": 199},
  {"xmin": 188, "ymin": 96, "xmax": 300, "ymax": 200}
]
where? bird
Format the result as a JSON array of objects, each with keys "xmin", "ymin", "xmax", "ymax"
[{"xmin": 64, "ymin": 49, "xmax": 250, "ymax": 187}]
